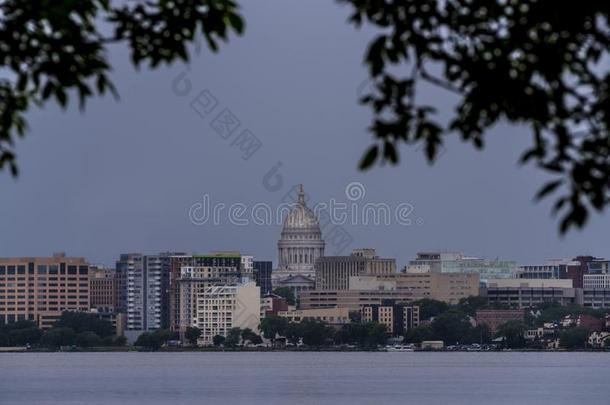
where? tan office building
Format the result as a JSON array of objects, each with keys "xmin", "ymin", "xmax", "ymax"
[
  {"xmin": 277, "ymin": 307, "xmax": 350, "ymax": 325},
  {"xmin": 0, "ymin": 253, "xmax": 90, "ymax": 329},
  {"xmin": 89, "ymin": 266, "xmax": 119, "ymax": 311},
  {"xmin": 300, "ymin": 289, "xmax": 417, "ymax": 310},
  {"xmin": 315, "ymin": 248, "xmax": 395, "ymax": 291},
  {"xmin": 352, "ymin": 272, "xmax": 480, "ymax": 304}
]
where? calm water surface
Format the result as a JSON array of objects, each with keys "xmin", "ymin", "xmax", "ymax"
[{"xmin": 1, "ymin": 352, "xmax": 609, "ymax": 404}]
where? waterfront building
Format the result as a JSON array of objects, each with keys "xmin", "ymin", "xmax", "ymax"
[
  {"xmin": 475, "ymin": 309, "xmax": 524, "ymax": 333},
  {"xmin": 277, "ymin": 307, "xmax": 350, "ymax": 326},
  {"xmin": 194, "ymin": 281, "xmax": 260, "ymax": 346},
  {"xmin": 350, "ymin": 272, "xmax": 480, "ymax": 305},
  {"xmin": 253, "ymin": 261, "xmax": 273, "ymax": 295},
  {"xmin": 275, "ymin": 184, "xmax": 325, "ymax": 282},
  {"xmin": 260, "ymin": 293, "xmax": 290, "ymax": 318},
  {"xmin": 299, "ymin": 289, "xmax": 416, "ymax": 311},
  {"xmin": 405, "ymin": 252, "xmax": 516, "ymax": 283},
  {"xmin": 177, "ymin": 257, "xmax": 242, "ymax": 332},
  {"xmin": 315, "ymin": 248, "xmax": 395, "ymax": 291},
  {"xmin": 117, "ymin": 252, "xmax": 185, "ymax": 331},
  {"xmin": 167, "ymin": 252, "xmax": 242, "ymax": 332},
  {"xmin": 168, "ymin": 254, "xmax": 195, "ymax": 331},
  {"xmin": 481, "ymin": 279, "xmax": 576, "ymax": 309},
  {"xmin": 89, "ymin": 266, "xmax": 119, "ymax": 312},
  {"xmin": 117, "ymin": 253, "xmax": 155, "ymax": 331},
  {"xmin": 361, "ymin": 302, "xmax": 420, "ymax": 336},
  {"xmin": 0, "ymin": 253, "xmax": 89, "ymax": 328}
]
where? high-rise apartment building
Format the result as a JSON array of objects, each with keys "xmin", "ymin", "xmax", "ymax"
[
  {"xmin": 315, "ymin": 248, "xmax": 395, "ymax": 291},
  {"xmin": 194, "ymin": 281, "xmax": 260, "ymax": 345},
  {"xmin": 167, "ymin": 252, "xmax": 242, "ymax": 332},
  {"xmin": 117, "ymin": 252, "xmax": 183, "ymax": 331},
  {"xmin": 0, "ymin": 253, "xmax": 89, "ymax": 328}
]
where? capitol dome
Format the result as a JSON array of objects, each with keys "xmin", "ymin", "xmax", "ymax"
[{"xmin": 277, "ymin": 184, "xmax": 325, "ymax": 274}]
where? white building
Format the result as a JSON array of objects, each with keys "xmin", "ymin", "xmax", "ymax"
[
  {"xmin": 194, "ymin": 281, "xmax": 260, "ymax": 345},
  {"xmin": 274, "ymin": 184, "xmax": 325, "ymax": 283},
  {"xmin": 583, "ymin": 274, "xmax": 610, "ymax": 289},
  {"xmin": 241, "ymin": 255, "xmax": 254, "ymax": 280},
  {"xmin": 178, "ymin": 264, "xmax": 241, "ymax": 332},
  {"xmin": 405, "ymin": 252, "xmax": 516, "ymax": 283}
]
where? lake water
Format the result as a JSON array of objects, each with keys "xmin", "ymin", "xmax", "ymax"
[{"xmin": 1, "ymin": 352, "xmax": 609, "ymax": 404}]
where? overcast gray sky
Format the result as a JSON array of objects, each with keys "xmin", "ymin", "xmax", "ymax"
[{"xmin": 1, "ymin": 0, "xmax": 608, "ymax": 267}]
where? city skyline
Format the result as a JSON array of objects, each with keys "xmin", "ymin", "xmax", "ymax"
[{"xmin": 1, "ymin": 1, "xmax": 610, "ymax": 268}]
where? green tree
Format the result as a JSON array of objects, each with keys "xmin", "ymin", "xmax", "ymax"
[
  {"xmin": 272, "ymin": 287, "xmax": 296, "ymax": 306},
  {"xmin": 1, "ymin": 320, "xmax": 42, "ymax": 346},
  {"xmin": 346, "ymin": 1, "xmax": 610, "ymax": 233},
  {"xmin": 40, "ymin": 327, "xmax": 76, "ymax": 348},
  {"xmin": 457, "ymin": 296, "xmax": 489, "ymax": 317},
  {"xmin": 464, "ymin": 324, "xmax": 492, "ymax": 345},
  {"xmin": 212, "ymin": 335, "xmax": 226, "ymax": 347},
  {"xmin": 224, "ymin": 327, "xmax": 241, "ymax": 347},
  {"xmin": 431, "ymin": 309, "xmax": 473, "ymax": 345},
  {"xmin": 496, "ymin": 320, "xmax": 527, "ymax": 349},
  {"xmin": 404, "ymin": 325, "xmax": 435, "ymax": 344},
  {"xmin": 135, "ymin": 329, "xmax": 173, "ymax": 350},
  {"xmin": 2, "ymin": 2, "xmax": 610, "ymax": 233},
  {"xmin": 55, "ymin": 312, "xmax": 113, "ymax": 337},
  {"xmin": 240, "ymin": 328, "xmax": 258, "ymax": 344},
  {"xmin": 411, "ymin": 299, "xmax": 449, "ymax": 321},
  {"xmin": 284, "ymin": 322, "xmax": 304, "ymax": 346},
  {"xmin": 113, "ymin": 335, "xmax": 127, "ymax": 347},
  {"xmin": 7, "ymin": 326, "xmax": 43, "ymax": 346},
  {"xmin": 338, "ymin": 322, "xmax": 388, "ymax": 348},
  {"xmin": 259, "ymin": 316, "xmax": 289, "ymax": 345},
  {"xmin": 0, "ymin": 0, "xmax": 244, "ymax": 177},
  {"xmin": 363, "ymin": 322, "xmax": 388, "ymax": 348},
  {"xmin": 249, "ymin": 335, "xmax": 263, "ymax": 345},
  {"xmin": 185, "ymin": 326, "xmax": 202, "ymax": 346},
  {"xmin": 559, "ymin": 327, "xmax": 589, "ymax": 350},
  {"xmin": 75, "ymin": 331, "xmax": 101, "ymax": 348},
  {"xmin": 300, "ymin": 319, "xmax": 334, "ymax": 347}
]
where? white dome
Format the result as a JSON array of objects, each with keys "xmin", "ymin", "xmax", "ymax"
[
  {"xmin": 282, "ymin": 186, "xmax": 322, "ymax": 232},
  {"xmin": 277, "ymin": 184, "xmax": 325, "ymax": 274}
]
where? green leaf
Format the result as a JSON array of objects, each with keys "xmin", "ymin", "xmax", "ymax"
[
  {"xmin": 359, "ymin": 145, "xmax": 379, "ymax": 170},
  {"xmin": 383, "ymin": 142, "xmax": 398, "ymax": 164},
  {"xmin": 228, "ymin": 14, "xmax": 245, "ymax": 35},
  {"xmin": 535, "ymin": 180, "xmax": 562, "ymax": 201}
]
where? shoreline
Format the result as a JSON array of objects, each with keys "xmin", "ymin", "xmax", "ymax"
[{"xmin": 2, "ymin": 347, "xmax": 610, "ymax": 353}]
